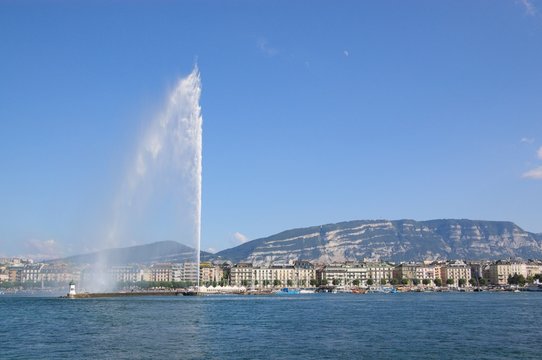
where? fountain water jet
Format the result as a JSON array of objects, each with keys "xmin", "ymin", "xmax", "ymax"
[{"xmin": 86, "ymin": 67, "xmax": 203, "ymax": 292}]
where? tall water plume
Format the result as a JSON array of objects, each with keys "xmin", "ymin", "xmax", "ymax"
[{"xmin": 85, "ymin": 67, "xmax": 203, "ymax": 291}]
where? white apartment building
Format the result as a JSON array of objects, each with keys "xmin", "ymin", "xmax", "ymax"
[
  {"xmin": 230, "ymin": 261, "xmax": 316, "ymax": 288},
  {"xmin": 109, "ymin": 265, "xmax": 147, "ymax": 283}
]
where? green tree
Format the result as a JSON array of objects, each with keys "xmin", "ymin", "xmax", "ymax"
[
  {"xmin": 263, "ymin": 280, "xmax": 271, "ymax": 287},
  {"xmin": 434, "ymin": 278, "xmax": 443, "ymax": 287},
  {"xmin": 422, "ymin": 279, "xmax": 431, "ymax": 286},
  {"xmin": 468, "ymin": 278, "xmax": 477, "ymax": 286},
  {"xmin": 412, "ymin": 278, "xmax": 420, "ymax": 286},
  {"xmin": 332, "ymin": 279, "xmax": 341, "ymax": 286},
  {"xmin": 380, "ymin": 278, "xmax": 387, "ymax": 285},
  {"xmin": 446, "ymin": 278, "xmax": 455, "ymax": 286},
  {"xmin": 309, "ymin": 279, "xmax": 318, "ymax": 287},
  {"xmin": 273, "ymin": 279, "xmax": 281, "ymax": 287},
  {"xmin": 286, "ymin": 280, "xmax": 293, "ymax": 287},
  {"xmin": 390, "ymin": 278, "xmax": 399, "ymax": 286},
  {"xmin": 400, "ymin": 278, "xmax": 409, "ymax": 285},
  {"xmin": 458, "ymin": 278, "xmax": 467, "ymax": 287},
  {"xmin": 352, "ymin": 279, "xmax": 360, "ymax": 286},
  {"xmin": 300, "ymin": 279, "xmax": 307, "ymax": 286},
  {"xmin": 366, "ymin": 279, "xmax": 374, "ymax": 286},
  {"xmin": 478, "ymin": 278, "xmax": 487, "ymax": 286},
  {"xmin": 508, "ymin": 274, "xmax": 526, "ymax": 286}
]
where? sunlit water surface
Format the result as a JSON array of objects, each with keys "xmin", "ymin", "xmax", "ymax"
[{"xmin": 1, "ymin": 292, "xmax": 541, "ymax": 359}]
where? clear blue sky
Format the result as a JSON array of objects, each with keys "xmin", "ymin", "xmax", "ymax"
[{"xmin": 1, "ymin": 0, "xmax": 541, "ymax": 258}]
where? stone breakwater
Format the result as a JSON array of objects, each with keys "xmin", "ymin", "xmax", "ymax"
[{"xmin": 64, "ymin": 291, "xmax": 182, "ymax": 298}]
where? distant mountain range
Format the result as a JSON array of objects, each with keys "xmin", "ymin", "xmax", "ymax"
[
  {"xmin": 214, "ymin": 219, "xmax": 542, "ymax": 264},
  {"xmin": 51, "ymin": 219, "xmax": 542, "ymax": 265},
  {"xmin": 50, "ymin": 241, "xmax": 211, "ymax": 266}
]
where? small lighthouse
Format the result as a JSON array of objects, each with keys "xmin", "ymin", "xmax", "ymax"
[{"xmin": 68, "ymin": 281, "xmax": 77, "ymax": 298}]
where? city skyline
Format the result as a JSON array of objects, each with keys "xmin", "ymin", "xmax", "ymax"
[{"xmin": 1, "ymin": 1, "xmax": 542, "ymax": 259}]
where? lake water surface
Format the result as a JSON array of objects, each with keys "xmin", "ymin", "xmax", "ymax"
[{"xmin": 1, "ymin": 292, "xmax": 541, "ymax": 359}]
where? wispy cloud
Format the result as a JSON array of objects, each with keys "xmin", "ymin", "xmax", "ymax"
[
  {"xmin": 257, "ymin": 38, "xmax": 278, "ymax": 56},
  {"xmin": 523, "ymin": 166, "xmax": 542, "ymax": 179},
  {"xmin": 23, "ymin": 239, "xmax": 65, "ymax": 260},
  {"xmin": 232, "ymin": 231, "xmax": 249, "ymax": 245},
  {"xmin": 521, "ymin": 146, "xmax": 542, "ymax": 179},
  {"xmin": 343, "ymin": 50, "xmax": 349, "ymax": 57},
  {"xmin": 519, "ymin": 0, "xmax": 537, "ymax": 16},
  {"xmin": 521, "ymin": 137, "xmax": 535, "ymax": 144}
]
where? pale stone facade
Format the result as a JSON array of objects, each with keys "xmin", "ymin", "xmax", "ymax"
[
  {"xmin": 109, "ymin": 265, "xmax": 146, "ymax": 283},
  {"xmin": 489, "ymin": 261, "xmax": 527, "ymax": 285},
  {"xmin": 364, "ymin": 262, "xmax": 395, "ymax": 284},
  {"xmin": 442, "ymin": 261, "xmax": 472, "ymax": 287},
  {"xmin": 321, "ymin": 263, "xmax": 367, "ymax": 286},
  {"xmin": 525, "ymin": 261, "xmax": 542, "ymax": 278},
  {"xmin": 230, "ymin": 261, "xmax": 316, "ymax": 288}
]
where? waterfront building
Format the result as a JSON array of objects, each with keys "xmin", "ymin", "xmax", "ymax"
[
  {"xmin": 109, "ymin": 265, "xmax": 146, "ymax": 283},
  {"xmin": 21, "ymin": 263, "xmax": 43, "ymax": 282},
  {"xmin": 365, "ymin": 262, "xmax": 395, "ymax": 284},
  {"xmin": 151, "ymin": 264, "xmax": 179, "ymax": 282},
  {"xmin": 442, "ymin": 260, "xmax": 472, "ymax": 287},
  {"xmin": 230, "ymin": 261, "xmax": 316, "ymax": 288},
  {"xmin": 40, "ymin": 264, "xmax": 80, "ymax": 284},
  {"xmin": 292, "ymin": 260, "xmax": 315, "ymax": 287},
  {"xmin": 321, "ymin": 263, "xmax": 367, "ymax": 286},
  {"xmin": 394, "ymin": 262, "xmax": 440, "ymax": 284},
  {"xmin": 525, "ymin": 260, "xmax": 542, "ymax": 278},
  {"xmin": 200, "ymin": 262, "xmax": 224, "ymax": 284},
  {"xmin": 7, "ymin": 266, "xmax": 22, "ymax": 282},
  {"xmin": 149, "ymin": 262, "xmax": 198, "ymax": 283},
  {"xmin": 394, "ymin": 262, "xmax": 418, "ymax": 281},
  {"xmin": 181, "ymin": 262, "xmax": 199, "ymax": 283},
  {"xmin": 230, "ymin": 263, "xmax": 254, "ymax": 286},
  {"xmin": 488, "ymin": 260, "xmax": 527, "ymax": 285},
  {"xmin": 0, "ymin": 272, "xmax": 8, "ymax": 282},
  {"xmin": 266, "ymin": 263, "xmax": 294, "ymax": 287}
]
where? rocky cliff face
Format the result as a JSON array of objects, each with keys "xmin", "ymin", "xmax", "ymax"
[{"xmin": 214, "ymin": 219, "xmax": 542, "ymax": 264}]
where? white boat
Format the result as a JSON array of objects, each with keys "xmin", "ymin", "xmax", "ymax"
[
  {"xmin": 524, "ymin": 284, "xmax": 542, "ymax": 292},
  {"xmin": 367, "ymin": 286, "xmax": 397, "ymax": 294}
]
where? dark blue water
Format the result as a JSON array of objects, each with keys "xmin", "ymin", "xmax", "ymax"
[{"xmin": 1, "ymin": 292, "xmax": 540, "ymax": 359}]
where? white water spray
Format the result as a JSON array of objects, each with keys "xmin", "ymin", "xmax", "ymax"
[{"xmin": 87, "ymin": 67, "xmax": 203, "ymax": 291}]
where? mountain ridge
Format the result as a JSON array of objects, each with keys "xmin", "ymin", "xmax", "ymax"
[
  {"xmin": 49, "ymin": 240, "xmax": 211, "ymax": 266},
  {"xmin": 48, "ymin": 219, "xmax": 542, "ymax": 265},
  {"xmin": 214, "ymin": 219, "xmax": 542, "ymax": 264}
]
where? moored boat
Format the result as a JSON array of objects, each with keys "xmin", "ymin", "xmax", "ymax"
[
  {"xmin": 275, "ymin": 287, "xmax": 301, "ymax": 295},
  {"xmin": 524, "ymin": 284, "xmax": 542, "ymax": 292}
]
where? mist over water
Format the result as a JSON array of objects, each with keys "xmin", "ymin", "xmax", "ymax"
[{"xmin": 85, "ymin": 67, "xmax": 203, "ymax": 291}]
